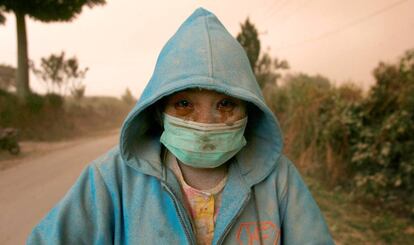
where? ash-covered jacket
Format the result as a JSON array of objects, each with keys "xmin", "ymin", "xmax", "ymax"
[{"xmin": 27, "ymin": 8, "xmax": 334, "ymax": 245}]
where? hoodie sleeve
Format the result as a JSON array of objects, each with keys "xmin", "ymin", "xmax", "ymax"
[
  {"xmin": 26, "ymin": 163, "xmax": 114, "ymax": 245},
  {"xmin": 279, "ymin": 157, "xmax": 335, "ymax": 245}
]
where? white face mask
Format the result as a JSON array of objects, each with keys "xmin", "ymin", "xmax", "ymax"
[{"xmin": 160, "ymin": 113, "xmax": 248, "ymax": 168}]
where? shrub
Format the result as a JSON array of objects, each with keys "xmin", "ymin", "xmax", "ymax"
[
  {"xmin": 267, "ymin": 73, "xmax": 335, "ymax": 173},
  {"xmin": 347, "ymin": 49, "xmax": 414, "ymax": 214},
  {"xmin": 25, "ymin": 93, "xmax": 45, "ymax": 113},
  {"xmin": 0, "ymin": 89, "xmax": 19, "ymax": 125},
  {"xmin": 44, "ymin": 93, "xmax": 64, "ymax": 109},
  {"xmin": 264, "ymin": 50, "xmax": 414, "ymax": 217}
]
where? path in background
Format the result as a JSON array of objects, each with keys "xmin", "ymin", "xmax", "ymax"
[{"xmin": 0, "ymin": 131, "xmax": 119, "ymax": 245}]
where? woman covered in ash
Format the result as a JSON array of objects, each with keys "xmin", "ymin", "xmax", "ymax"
[{"xmin": 28, "ymin": 7, "xmax": 334, "ymax": 245}]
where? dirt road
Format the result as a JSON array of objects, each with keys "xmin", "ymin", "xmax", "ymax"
[{"xmin": 0, "ymin": 132, "xmax": 119, "ymax": 245}]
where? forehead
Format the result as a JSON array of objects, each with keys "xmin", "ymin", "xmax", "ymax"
[{"xmin": 166, "ymin": 88, "xmax": 238, "ymax": 100}]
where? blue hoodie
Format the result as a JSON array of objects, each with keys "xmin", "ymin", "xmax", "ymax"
[{"xmin": 27, "ymin": 8, "xmax": 334, "ymax": 245}]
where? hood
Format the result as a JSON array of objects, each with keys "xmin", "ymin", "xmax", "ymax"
[{"xmin": 120, "ymin": 7, "xmax": 283, "ymax": 186}]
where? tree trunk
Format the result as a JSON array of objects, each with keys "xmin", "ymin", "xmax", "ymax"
[{"xmin": 15, "ymin": 10, "xmax": 30, "ymax": 101}]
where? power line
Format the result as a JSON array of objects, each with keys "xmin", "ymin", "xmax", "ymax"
[
  {"xmin": 250, "ymin": 0, "xmax": 280, "ymax": 18},
  {"xmin": 263, "ymin": 0, "xmax": 292, "ymax": 21},
  {"xmin": 275, "ymin": 0, "xmax": 410, "ymax": 50},
  {"xmin": 271, "ymin": 0, "xmax": 314, "ymax": 27},
  {"xmin": 256, "ymin": 0, "xmax": 314, "ymax": 40},
  {"xmin": 250, "ymin": 0, "xmax": 290, "ymax": 36},
  {"xmin": 260, "ymin": 0, "xmax": 288, "ymax": 22}
]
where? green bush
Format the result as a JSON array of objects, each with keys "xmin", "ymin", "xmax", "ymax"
[
  {"xmin": 44, "ymin": 93, "xmax": 64, "ymax": 109},
  {"xmin": 0, "ymin": 92, "xmax": 131, "ymax": 141},
  {"xmin": 346, "ymin": 49, "xmax": 414, "ymax": 214},
  {"xmin": 265, "ymin": 51, "xmax": 413, "ymax": 216},
  {"xmin": 267, "ymin": 73, "xmax": 342, "ymax": 174},
  {"xmin": 0, "ymin": 89, "xmax": 19, "ymax": 125},
  {"xmin": 25, "ymin": 93, "xmax": 45, "ymax": 113}
]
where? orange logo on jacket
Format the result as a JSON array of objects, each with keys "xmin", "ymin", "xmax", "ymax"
[{"xmin": 236, "ymin": 221, "xmax": 280, "ymax": 245}]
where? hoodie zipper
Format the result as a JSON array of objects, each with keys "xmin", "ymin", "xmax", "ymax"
[
  {"xmin": 216, "ymin": 193, "xmax": 251, "ymax": 245},
  {"xmin": 162, "ymin": 183, "xmax": 196, "ymax": 245}
]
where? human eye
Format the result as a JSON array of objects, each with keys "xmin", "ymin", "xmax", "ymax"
[
  {"xmin": 217, "ymin": 98, "xmax": 236, "ymax": 111},
  {"xmin": 175, "ymin": 99, "xmax": 193, "ymax": 109}
]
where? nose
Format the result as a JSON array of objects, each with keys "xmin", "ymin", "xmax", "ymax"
[{"xmin": 194, "ymin": 106, "xmax": 216, "ymax": 123}]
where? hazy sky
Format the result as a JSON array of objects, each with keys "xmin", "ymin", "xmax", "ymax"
[{"xmin": 1, "ymin": 0, "xmax": 413, "ymax": 97}]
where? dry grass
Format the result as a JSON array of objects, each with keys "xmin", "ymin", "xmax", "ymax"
[
  {"xmin": 305, "ymin": 175, "xmax": 414, "ymax": 244},
  {"xmin": 0, "ymin": 94, "xmax": 133, "ymax": 157}
]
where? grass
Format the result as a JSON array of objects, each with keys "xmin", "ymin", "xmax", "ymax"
[
  {"xmin": 0, "ymin": 94, "xmax": 134, "ymax": 141},
  {"xmin": 304, "ymin": 175, "xmax": 414, "ymax": 244},
  {"xmin": 0, "ymin": 95, "xmax": 133, "ymax": 163}
]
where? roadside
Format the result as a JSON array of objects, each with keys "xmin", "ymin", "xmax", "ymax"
[
  {"xmin": 0, "ymin": 131, "xmax": 120, "ymax": 245},
  {"xmin": 305, "ymin": 176, "xmax": 414, "ymax": 245},
  {"xmin": 0, "ymin": 93, "xmax": 134, "ymax": 165},
  {"xmin": 0, "ymin": 128, "xmax": 120, "ymax": 171},
  {"xmin": 2, "ymin": 127, "xmax": 412, "ymax": 244}
]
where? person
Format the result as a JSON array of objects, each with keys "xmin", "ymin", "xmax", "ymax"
[{"xmin": 27, "ymin": 7, "xmax": 334, "ymax": 245}]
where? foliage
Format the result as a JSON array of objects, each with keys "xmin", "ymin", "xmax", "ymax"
[
  {"xmin": 0, "ymin": 0, "xmax": 105, "ymax": 22},
  {"xmin": 121, "ymin": 87, "xmax": 136, "ymax": 105},
  {"xmin": 236, "ymin": 18, "xmax": 260, "ymax": 71},
  {"xmin": 0, "ymin": 90, "xmax": 131, "ymax": 141},
  {"xmin": 25, "ymin": 92, "xmax": 45, "ymax": 113},
  {"xmin": 0, "ymin": 0, "xmax": 105, "ymax": 101},
  {"xmin": 255, "ymin": 51, "xmax": 289, "ymax": 88},
  {"xmin": 347, "ymin": 49, "xmax": 414, "ymax": 210},
  {"xmin": 269, "ymin": 49, "xmax": 414, "ymax": 217},
  {"xmin": 66, "ymin": 56, "xmax": 88, "ymax": 99},
  {"xmin": 267, "ymin": 73, "xmax": 347, "ymax": 176},
  {"xmin": 44, "ymin": 93, "xmax": 64, "ymax": 109},
  {"xmin": 306, "ymin": 175, "xmax": 414, "ymax": 244},
  {"xmin": 317, "ymin": 83, "xmax": 363, "ymax": 184},
  {"xmin": 71, "ymin": 84, "xmax": 86, "ymax": 100},
  {"xmin": 0, "ymin": 89, "xmax": 18, "ymax": 124},
  {"xmin": 0, "ymin": 64, "xmax": 15, "ymax": 91},
  {"xmin": 236, "ymin": 18, "xmax": 289, "ymax": 88},
  {"xmin": 0, "ymin": 6, "xmax": 5, "ymax": 24},
  {"xmin": 31, "ymin": 51, "xmax": 88, "ymax": 97}
]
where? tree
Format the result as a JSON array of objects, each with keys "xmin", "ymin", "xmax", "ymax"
[
  {"xmin": 0, "ymin": 6, "xmax": 5, "ymax": 24},
  {"xmin": 31, "ymin": 51, "xmax": 88, "ymax": 97},
  {"xmin": 0, "ymin": 64, "xmax": 16, "ymax": 91},
  {"xmin": 0, "ymin": 0, "xmax": 105, "ymax": 101},
  {"xmin": 348, "ymin": 49, "xmax": 414, "ymax": 203},
  {"xmin": 255, "ymin": 51, "xmax": 289, "ymax": 88},
  {"xmin": 121, "ymin": 87, "xmax": 136, "ymax": 105},
  {"xmin": 66, "ymin": 58, "xmax": 88, "ymax": 99},
  {"xmin": 236, "ymin": 18, "xmax": 260, "ymax": 71},
  {"xmin": 236, "ymin": 18, "xmax": 289, "ymax": 89}
]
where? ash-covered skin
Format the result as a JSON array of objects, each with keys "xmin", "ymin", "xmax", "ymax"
[
  {"xmin": 162, "ymin": 88, "xmax": 247, "ymax": 190},
  {"xmin": 163, "ymin": 89, "xmax": 247, "ymax": 124},
  {"xmin": 162, "ymin": 88, "xmax": 246, "ymax": 154}
]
